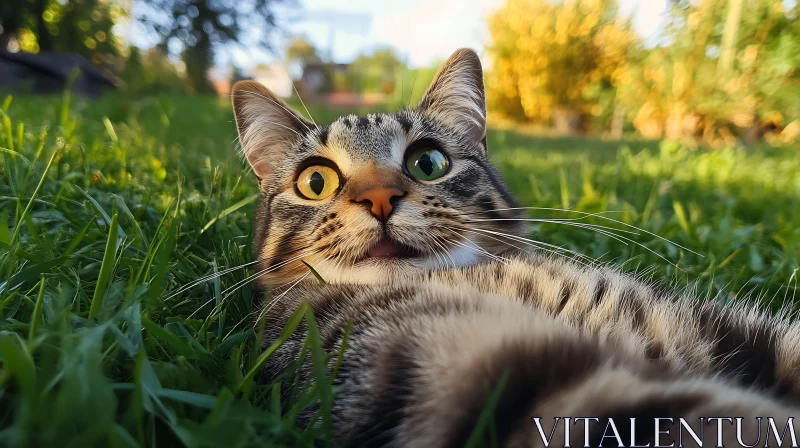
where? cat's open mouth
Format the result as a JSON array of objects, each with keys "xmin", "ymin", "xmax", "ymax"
[{"xmin": 365, "ymin": 237, "xmax": 423, "ymax": 259}]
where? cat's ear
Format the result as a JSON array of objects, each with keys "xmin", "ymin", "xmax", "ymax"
[
  {"xmin": 418, "ymin": 48, "xmax": 486, "ymax": 144},
  {"xmin": 231, "ymin": 80, "xmax": 313, "ymax": 180}
]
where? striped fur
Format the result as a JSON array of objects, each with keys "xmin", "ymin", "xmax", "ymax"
[
  {"xmin": 262, "ymin": 258, "xmax": 800, "ymax": 446},
  {"xmin": 232, "ymin": 49, "xmax": 800, "ymax": 446}
]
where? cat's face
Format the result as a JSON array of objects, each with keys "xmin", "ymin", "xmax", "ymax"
[{"xmin": 232, "ymin": 49, "xmax": 525, "ymax": 286}]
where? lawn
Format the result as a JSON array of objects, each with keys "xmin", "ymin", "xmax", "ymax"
[{"xmin": 0, "ymin": 93, "xmax": 798, "ymax": 447}]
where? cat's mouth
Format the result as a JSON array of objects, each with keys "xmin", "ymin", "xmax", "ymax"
[{"xmin": 364, "ymin": 237, "xmax": 423, "ymax": 260}]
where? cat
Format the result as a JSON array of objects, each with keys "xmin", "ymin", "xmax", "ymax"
[{"xmin": 231, "ymin": 49, "xmax": 800, "ymax": 447}]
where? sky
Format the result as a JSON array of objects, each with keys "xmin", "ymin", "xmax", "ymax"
[
  {"xmin": 220, "ymin": 0, "xmax": 670, "ymax": 70},
  {"xmin": 125, "ymin": 0, "xmax": 671, "ymax": 71}
]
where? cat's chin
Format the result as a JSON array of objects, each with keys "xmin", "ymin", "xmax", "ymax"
[
  {"xmin": 313, "ymin": 244, "xmax": 484, "ymax": 285},
  {"xmin": 309, "ymin": 258, "xmax": 424, "ymax": 285},
  {"xmin": 353, "ymin": 256, "xmax": 428, "ymax": 272}
]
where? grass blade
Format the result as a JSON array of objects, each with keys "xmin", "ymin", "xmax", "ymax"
[
  {"xmin": 200, "ymin": 193, "xmax": 259, "ymax": 233},
  {"xmin": 305, "ymin": 307, "xmax": 332, "ymax": 447},
  {"xmin": 302, "ymin": 260, "xmax": 327, "ymax": 284},
  {"xmin": 465, "ymin": 371, "xmax": 509, "ymax": 448},
  {"xmin": 28, "ymin": 276, "xmax": 46, "ymax": 340},
  {"xmin": 236, "ymin": 303, "xmax": 308, "ymax": 393},
  {"xmin": 88, "ymin": 213, "xmax": 120, "ymax": 320},
  {"xmin": 10, "ymin": 147, "xmax": 59, "ymax": 244}
]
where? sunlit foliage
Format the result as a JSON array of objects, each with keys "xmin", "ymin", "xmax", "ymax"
[
  {"xmin": 486, "ymin": 0, "xmax": 638, "ymax": 133},
  {"xmin": 486, "ymin": 0, "xmax": 800, "ymax": 144},
  {"xmin": 0, "ymin": 0, "xmax": 120, "ymax": 63},
  {"xmin": 619, "ymin": 0, "xmax": 800, "ymax": 145}
]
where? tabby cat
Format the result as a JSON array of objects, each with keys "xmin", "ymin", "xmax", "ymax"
[{"xmin": 231, "ymin": 49, "xmax": 799, "ymax": 447}]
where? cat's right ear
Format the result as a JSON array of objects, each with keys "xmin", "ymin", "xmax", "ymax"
[
  {"xmin": 418, "ymin": 48, "xmax": 487, "ymax": 145},
  {"xmin": 231, "ymin": 80, "xmax": 313, "ymax": 181}
]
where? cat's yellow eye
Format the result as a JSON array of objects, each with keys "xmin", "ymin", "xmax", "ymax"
[
  {"xmin": 405, "ymin": 148, "xmax": 450, "ymax": 181},
  {"xmin": 296, "ymin": 165, "xmax": 340, "ymax": 200}
]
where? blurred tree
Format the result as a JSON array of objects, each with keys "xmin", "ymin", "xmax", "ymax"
[
  {"xmin": 1, "ymin": 0, "xmax": 36, "ymax": 50},
  {"xmin": 286, "ymin": 36, "xmax": 321, "ymax": 66},
  {"xmin": 121, "ymin": 46, "xmax": 189, "ymax": 94},
  {"xmin": 284, "ymin": 36, "xmax": 332, "ymax": 95},
  {"xmin": 619, "ymin": 0, "xmax": 800, "ymax": 145},
  {"xmin": 486, "ymin": 0, "xmax": 798, "ymax": 144},
  {"xmin": 139, "ymin": 0, "xmax": 286, "ymax": 93},
  {"xmin": 0, "ymin": 0, "xmax": 119, "ymax": 63},
  {"xmin": 486, "ymin": 0, "xmax": 638, "ymax": 134},
  {"xmin": 230, "ymin": 66, "xmax": 250, "ymax": 84},
  {"xmin": 345, "ymin": 47, "xmax": 403, "ymax": 94}
]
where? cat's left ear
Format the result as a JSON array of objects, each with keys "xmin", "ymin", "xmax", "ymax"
[
  {"xmin": 231, "ymin": 80, "xmax": 313, "ymax": 181},
  {"xmin": 418, "ymin": 48, "xmax": 486, "ymax": 145}
]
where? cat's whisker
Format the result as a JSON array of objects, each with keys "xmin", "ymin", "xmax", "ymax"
[
  {"xmin": 258, "ymin": 271, "xmax": 312, "ymax": 325},
  {"xmin": 271, "ymin": 50, "xmax": 317, "ymax": 127},
  {"xmin": 330, "ymin": 249, "xmax": 346, "ymax": 273},
  {"xmin": 165, "ymin": 259, "xmax": 261, "ymax": 300},
  {"xmin": 218, "ymin": 249, "xmax": 318, "ymax": 301},
  {"xmin": 426, "ymin": 240, "xmax": 445, "ymax": 269},
  {"xmin": 470, "ymin": 217, "xmax": 636, "ymax": 247},
  {"xmin": 470, "ymin": 237, "xmax": 513, "ymax": 264},
  {"xmin": 407, "ymin": 68, "xmax": 419, "ymax": 109},
  {"xmin": 215, "ymin": 258, "xmax": 316, "ymax": 324},
  {"xmin": 445, "ymin": 225, "xmax": 598, "ymax": 268},
  {"xmin": 465, "ymin": 216, "xmax": 642, "ymax": 236},
  {"xmin": 437, "ymin": 225, "xmax": 522, "ymax": 266},
  {"xmin": 222, "ymin": 309, "xmax": 261, "ymax": 342},
  {"xmin": 784, "ymin": 268, "xmax": 798, "ymax": 308},
  {"xmin": 439, "ymin": 224, "xmax": 567, "ymax": 259},
  {"xmin": 185, "ymin": 252, "xmax": 313, "ymax": 321},
  {"xmin": 434, "ymin": 225, "xmax": 509, "ymax": 265},
  {"xmin": 269, "ymin": 258, "xmax": 320, "ymax": 292},
  {"xmin": 198, "ymin": 251, "xmax": 311, "ymax": 322},
  {"xmin": 472, "ymin": 207, "xmax": 623, "ymax": 218},
  {"xmin": 453, "ymin": 226, "xmax": 531, "ymax": 260},
  {"xmin": 466, "ymin": 215, "xmax": 682, "ymax": 267},
  {"xmin": 222, "ymin": 254, "xmax": 313, "ymax": 300},
  {"xmin": 476, "ymin": 206, "xmax": 702, "ymax": 257},
  {"xmin": 427, "ymin": 234, "xmax": 451, "ymax": 269},
  {"xmin": 435, "ymin": 229, "xmax": 468, "ymax": 268},
  {"xmin": 259, "ymin": 254, "xmax": 334, "ymax": 324},
  {"xmin": 439, "ymin": 236, "xmax": 463, "ymax": 268},
  {"xmin": 450, "ymin": 237, "xmax": 510, "ymax": 265},
  {"xmin": 434, "ymin": 237, "xmax": 463, "ymax": 267}
]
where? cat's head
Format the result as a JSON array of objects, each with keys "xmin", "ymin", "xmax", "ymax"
[{"xmin": 232, "ymin": 48, "xmax": 526, "ymax": 286}]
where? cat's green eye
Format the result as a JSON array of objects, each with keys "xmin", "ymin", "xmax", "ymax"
[
  {"xmin": 405, "ymin": 148, "xmax": 450, "ymax": 181},
  {"xmin": 296, "ymin": 165, "xmax": 340, "ymax": 200}
]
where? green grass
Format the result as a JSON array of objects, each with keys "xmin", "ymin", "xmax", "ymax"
[{"xmin": 0, "ymin": 93, "xmax": 798, "ymax": 447}]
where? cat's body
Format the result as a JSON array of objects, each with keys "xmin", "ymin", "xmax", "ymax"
[
  {"xmin": 263, "ymin": 256, "xmax": 800, "ymax": 447},
  {"xmin": 231, "ymin": 49, "xmax": 800, "ymax": 447}
]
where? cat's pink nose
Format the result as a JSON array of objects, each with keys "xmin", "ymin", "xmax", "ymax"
[{"xmin": 354, "ymin": 187, "xmax": 405, "ymax": 222}]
